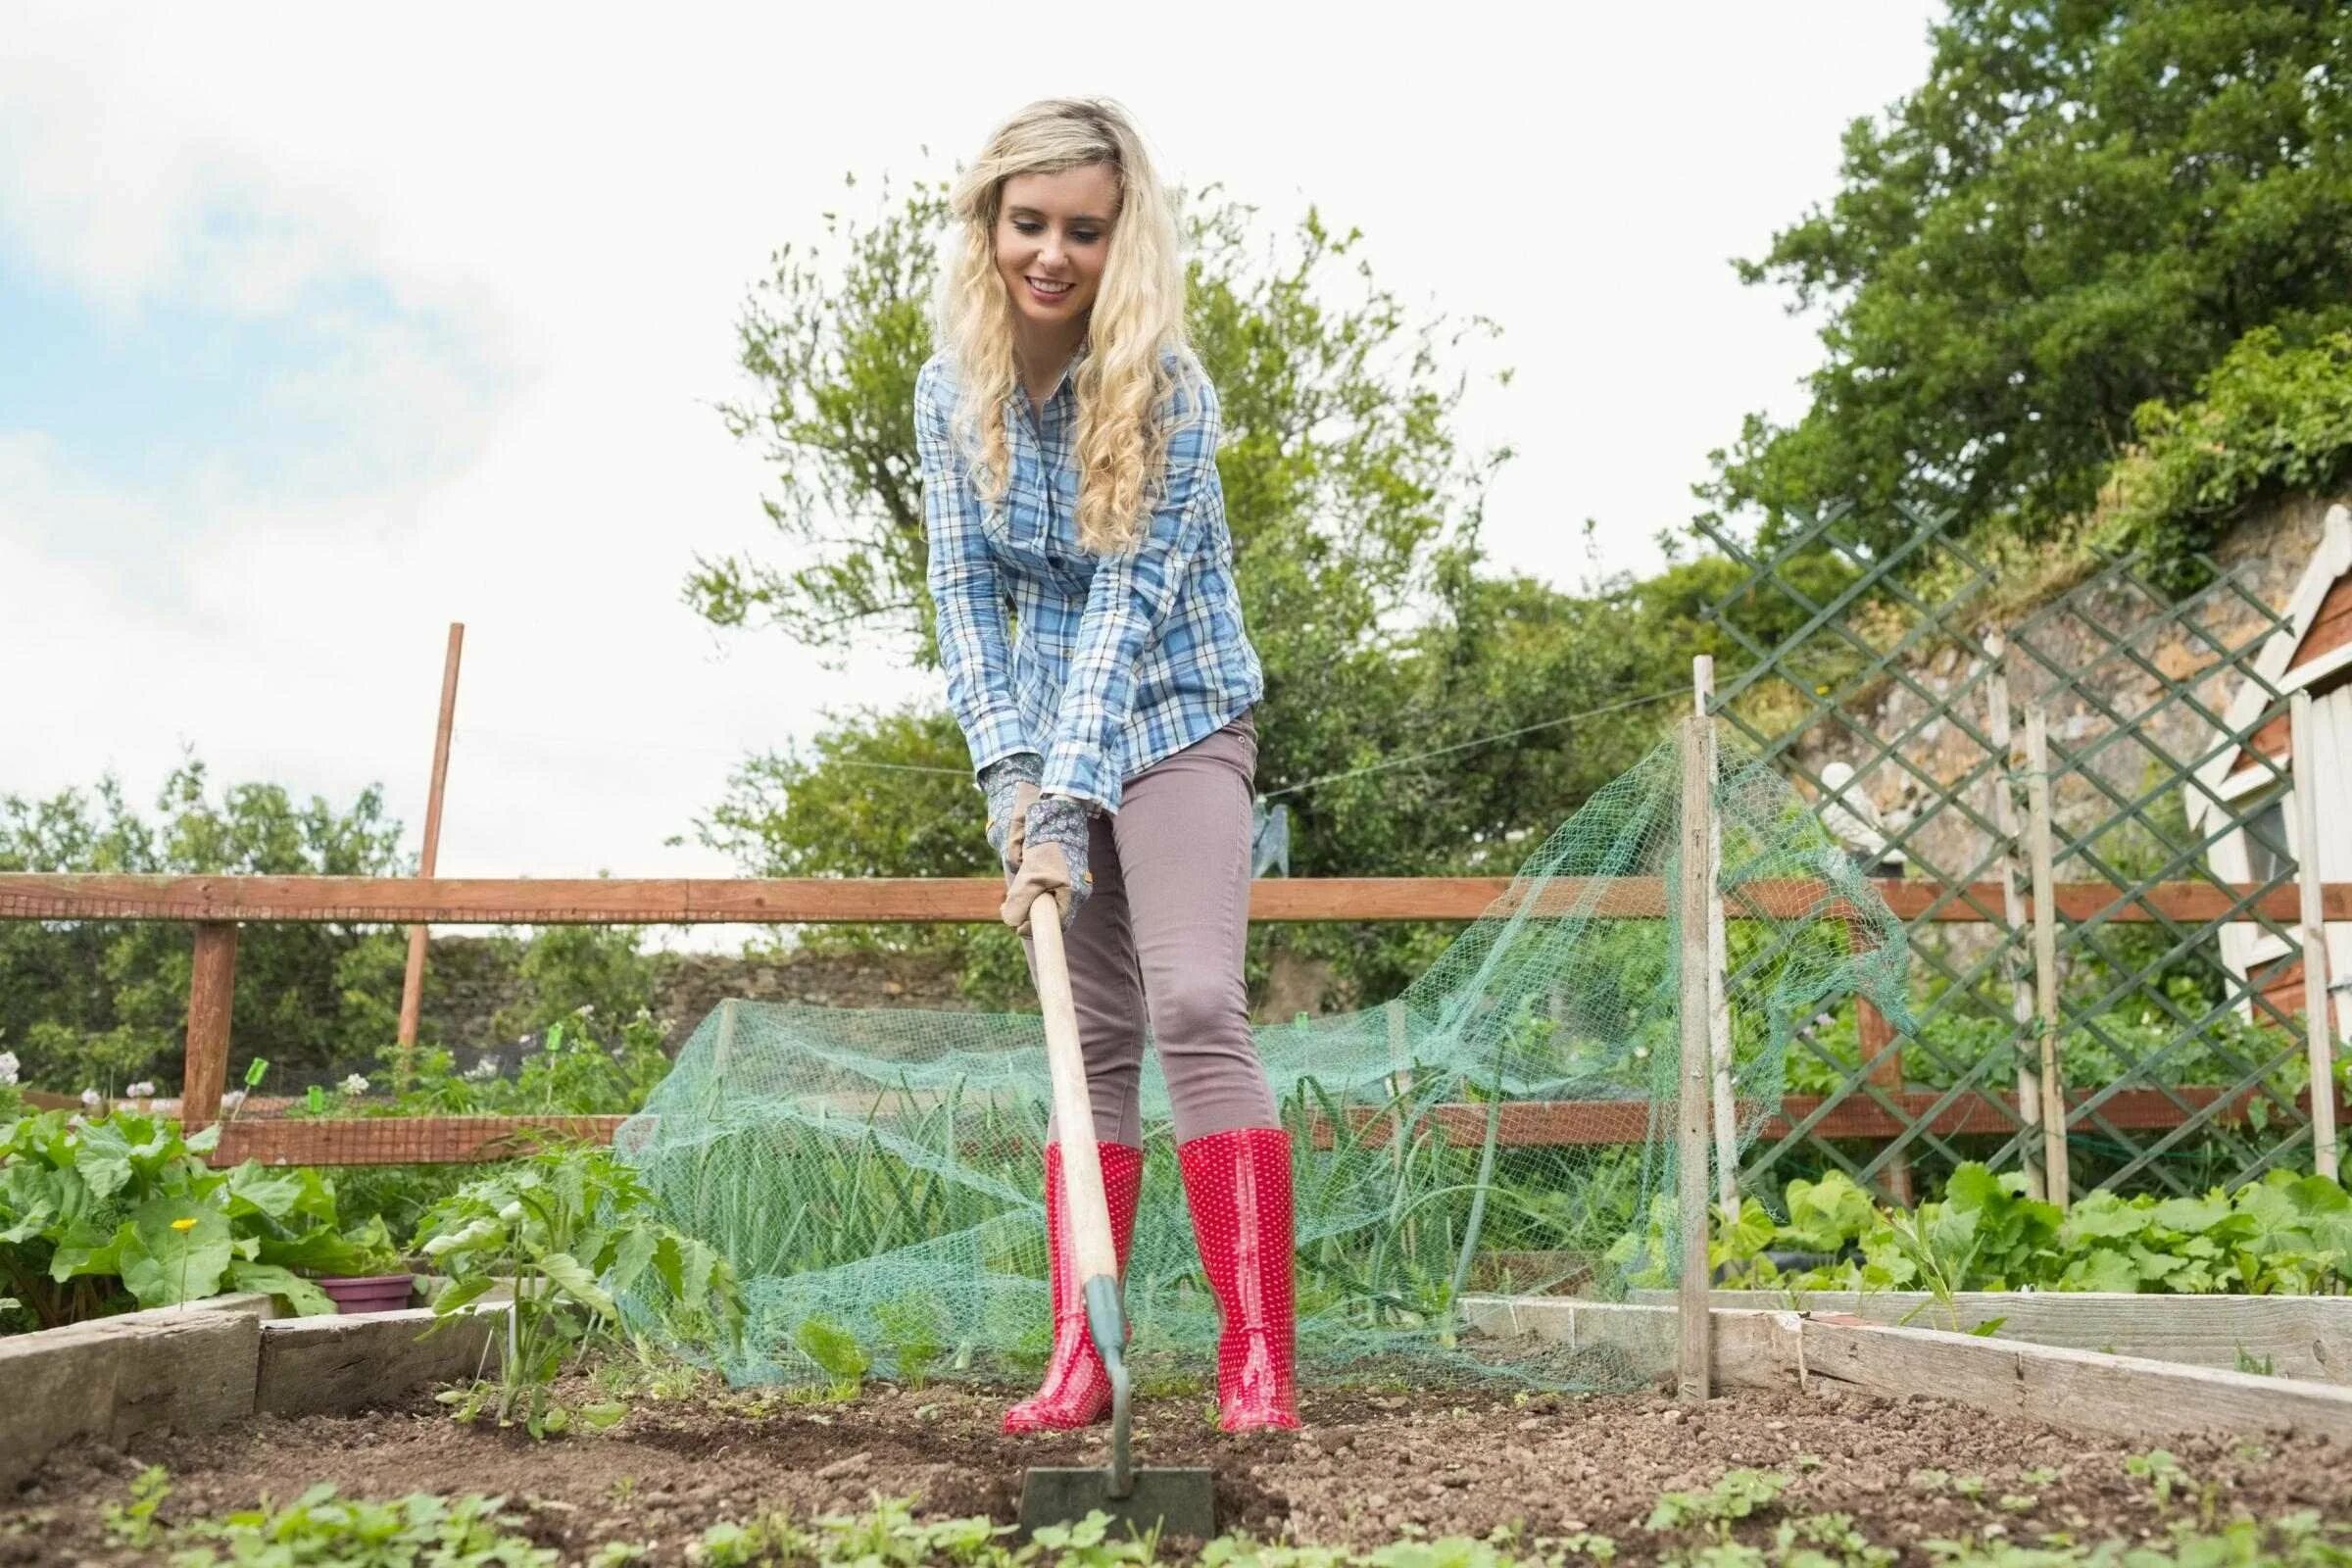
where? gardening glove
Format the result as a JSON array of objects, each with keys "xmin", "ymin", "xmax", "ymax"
[
  {"xmin": 1002, "ymin": 794, "xmax": 1092, "ymax": 932},
  {"xmin": 980, "ymin": 753, "xmax": 1044, "ymax": 875}
]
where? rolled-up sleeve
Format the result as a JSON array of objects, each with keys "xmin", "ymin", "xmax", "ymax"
[
  {"xmin": 918, "ymin": 363, "xmax": 1034, "ymax": 777},
  {"xmin": 1041, "ymin": 373, "xmax": 1222, "ymax": 811}
]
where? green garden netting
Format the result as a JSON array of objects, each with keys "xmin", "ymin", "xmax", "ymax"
[{"xmin": 612, "ymin": 726, "xmax": 1913, "ymax": 1394}]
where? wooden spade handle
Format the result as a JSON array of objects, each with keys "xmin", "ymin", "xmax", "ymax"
[{"xmin": 1030, "ymin": 895, "xmax": 1119, "ymax": 1286}]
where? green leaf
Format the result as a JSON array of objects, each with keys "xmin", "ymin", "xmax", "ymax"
[
  {"xmin": 120, "ymin": 1198, "xmax": 232, "ymax": 1307},
  {"xmin": 533, "ymin": 1251, "xmax": 615, "ymax": 1320},
  {"xmin": 71, "ymin": 1117, "xmax": 136, "ymax": 1203},
  {"xmin": 50, "ymin": 1217, "xmax": 128, "ymax": 1283},
  {"xmin": 222, "ymin": 1162, "xmax": 308, "ymax": 1221},
  {"xmin": 2147, "ymin": 1196, "xmax": 2230, "ymax": 1236},
  {"xmin": 2061, "ymin": 1194, "xmax": 2150, "ymax": 1242},
  {"xmin": 222, "ymin": 1261, "xmax": 335, "ymax": 1316},
  {"xmin": 579, "ymin": 1399, "xmax": 628, "ymax": 1431},
  {"xmin": 2061, "ymin": 1249, "xmax": 2140, "ymax": 1295}
]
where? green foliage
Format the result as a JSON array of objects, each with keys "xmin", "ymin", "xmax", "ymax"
[
  {"xmin": 491, "ymin": 924, "xmax": 662, "ymax": 1046},
  {"xmin": 0, "ymin": 1106, "xmax": 393, "ymax": 1328},
  {"xmin": 0, "ymin": 759, "xmax": 410, "ymax": 1095},
  {"xmin": 1784, "ymin": 997, "xmax": 2300, "ymax": 1102},
  {"xmin": 1705, "ymin": 1, "xmax": 2352, "ymax": 557},
  {"xmin": 124, "ymin": 1473, "xmax": 559, "ymax": 1567},
  {"xmin": 2107, "ymin": 324, "xmax": 2352, "ymax": 582},
  {"xmin": 414, "ymin": 1143, "xmax": 743, "ymax": 1439},
  {"xmin": 101, "ymin": 1463, "xmax": 171, "ymax": 1550},
  {"xmin": 791, "ymin": 1313, "xmax": 871, "ymax": 1396},
  {"xmin": 367, "ymin": 1009, "xmax": 675, "ymax": 1122},
  {"xmin": 1684, "ymin": 1162, "xmax": 2352, "ymax": 1299},
  {"xmin": 1646, "ymin": 1471, "xmax": 1788, "ymax": 1534}
]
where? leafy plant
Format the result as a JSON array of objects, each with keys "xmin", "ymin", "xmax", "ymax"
[
  {"xmin": 1680, "ymin": 1163, "xmax": 2352, "ymax": 1301},
  {"xmin": 1645, "ymin": 1470, "xmax": 1788, "ymax": 1535},
  {"xmin": 414, "ymin": 1142, "xmax": 743, "ymax": 1439},
  {"xmin": 0, "ymin": 1106, "xmax": 394, "ymax": 1326},
  {"xmin": 101, "ymin": 1463, "xmax": 171, "ymax": 1550},
  {"xmin": 164, "ymin": 1481, "xmax": 556, "ymax": 1567}
]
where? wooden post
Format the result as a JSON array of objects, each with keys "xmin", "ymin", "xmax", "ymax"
[
  {"xmin": 1984, "ymin": 636, "xmax": 2046, "ymax": 1200},
  {"xmin": 181, "ymin": 922, "xmax": 239, "ymax": 1130},
  {"xmin": 2024, "ymin": 708, "xmax": 2072, "ymax": 1206},
  {"xmin": 1694, "ymin": 658, "xmax": 1738, "ymax": 1215},
  {"xmin": 2292, "ymin": 691, "xmax": 2341, "ymax": 1181},
  {"xmin": 1385, "ymin": 999, "xmax": 1417, "ymax": 1258},
  {"xmin": 1856, "ymin": 997, "xmax": 1914, "ymax": 1207},
  {"xmin": 1678, "ymin": 707, "xmax": 1715, "ymax": 1401},
  {"xmin": 395, "ymin": 623, "xmax": 465, "ymax": 1095}
]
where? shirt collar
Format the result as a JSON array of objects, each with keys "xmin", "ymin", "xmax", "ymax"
[{"xmin": 1044, "ymin": 335, "xmax": 1092, "ymax": 404}]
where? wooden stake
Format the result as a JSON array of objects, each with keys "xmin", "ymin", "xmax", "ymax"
[
  {"xmin": 1678, "ymin": 708, "xmax": 1715, "ymax": 1401},
  {"xmin": 2292, "ymin": 690, "xmax": 2340, "ymax": 1181},
  {"xmin": 1694, "ymin": 658, "xmax": 1738, "ymax": 1215},
  {"xmin": 1983, "ymin": 636, "xmax": 2046, "ymax": 1200},
  {"xmin": 182, "ymin": 921, "xmax": 239, "ymax": 1131},
  {"xmin": 2024, "ymin": 708, "xmax": 2071, "ymax": 1205},
  {"xmin": 395, "ymin": 623, "xmax": 465, "ymax": 1093}
]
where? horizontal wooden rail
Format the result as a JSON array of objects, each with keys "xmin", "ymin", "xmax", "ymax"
[
  {"xmin": 2, "ymin": 873, "xmax": 2347, "ymax": 926},
  {"xmin": 190, "ymin": 1085, "xmax": 2351, "ymax": 1166},
  {"xmin": 212, "ymin": 1115, "xmax": 627, "ymax": 1166}
]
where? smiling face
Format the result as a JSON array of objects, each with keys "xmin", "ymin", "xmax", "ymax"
[{"xmin": 993, "ymin": 163, "xmax": 1119, "ymax": 337}]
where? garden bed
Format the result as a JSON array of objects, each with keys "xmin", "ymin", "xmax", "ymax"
[{"xmin": 1, "ymin": 1373, "xmax": 2346, "ymax": 1564}]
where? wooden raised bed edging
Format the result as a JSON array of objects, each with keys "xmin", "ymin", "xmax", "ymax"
[
  {"xmin": 1461, "ymin": 1297, "xmax": 2352, "ymax": 1444},
  {"xmin": 0, "ymin": 1295, "xmax": 507, "ymax": 1491},
  {"xmin": 1635, "ymin": 1288, "xmax": 2352, "ymax": 1383}
]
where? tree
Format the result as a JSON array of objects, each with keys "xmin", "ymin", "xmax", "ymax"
[
  {"xmin": 1704, "ymin": 0, "xmax": 2352, "ymax": 556},
  {"xmin": 0, "ymin": 759, "xmax": 411, "ymax": 1093}
]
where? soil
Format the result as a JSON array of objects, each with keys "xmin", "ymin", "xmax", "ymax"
[{"xmin": 2, "ymin": 1374, "xmax": 2345, "ymax": 1566}]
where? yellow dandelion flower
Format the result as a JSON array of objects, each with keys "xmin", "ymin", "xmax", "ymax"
[{"xmin": 170, "ymin": 1217, "xmax": 198, "ymax": 1232}]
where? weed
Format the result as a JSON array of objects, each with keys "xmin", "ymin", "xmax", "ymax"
[
  {"xmin": 1646, "ymin": 1470, "xmax": 1789, "ymax": 1534},
  {"xmin": 100, "ymin": 1464, "xmax": 170, "ymax": 1549},
  {"xmin": 164, "ymin": 1485, "xmax": 555, "ymax": 1567}
]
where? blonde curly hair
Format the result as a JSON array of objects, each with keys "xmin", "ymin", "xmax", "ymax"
[{"xmin": 934, "ymin": 96, "xmax": 1194, "ymax": 555}]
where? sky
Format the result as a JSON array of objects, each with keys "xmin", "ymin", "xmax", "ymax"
[{"xmin": 1, "ymin": 3, "xmax": 1941, "ymax": 950}]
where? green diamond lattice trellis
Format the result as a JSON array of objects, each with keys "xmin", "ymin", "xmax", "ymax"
[{"xmin": 1698, "ymin": 505, "xmax": 2310, "ymax": 1203}]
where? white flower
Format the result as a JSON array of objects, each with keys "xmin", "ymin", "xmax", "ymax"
[
  {"xmin": 125, "ymin": 1081, "xmax": 155, "ymax": 1100},
  {"xmin": 0, "ymin": 1051, "xmax": 18, "ymax": 1086},
  {"xmin": 466, "ymin": 1056, "xmax": 500, "ymax": 1081},
  {"xmin": 79, "ymin": 1088, "xmax": 101, "ymax": 1109},
  {"xmin": 339, "ymin": 1073, "xmax": 369, "ymax": 1096},
  {"xmin": 573, "ymin": 1004, "xmax": 596, "ymax": 1018}
]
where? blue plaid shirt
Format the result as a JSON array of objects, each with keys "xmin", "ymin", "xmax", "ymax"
[{"xmin": 917, "ymin": 345, "xmax": 1263, "ymax": 813}]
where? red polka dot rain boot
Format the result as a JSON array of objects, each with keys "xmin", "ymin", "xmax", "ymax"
[
  {"xmin": 1003, "ymin": 1140, "xmax": 1147, "ymax": 1434},
  {"xmin": 1178, "ymin": 1125, "xmax": 1301, "ymax": 1433}
]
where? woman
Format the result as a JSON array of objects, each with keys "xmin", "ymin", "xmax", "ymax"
[{"xmin": 913, "ymin": 96, "xmax": 1298, "ymax": 1436}]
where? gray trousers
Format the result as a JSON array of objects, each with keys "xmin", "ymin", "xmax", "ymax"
[{"xmin": 1027, "ymin": 711, "xmax": 1278, "ymax": 1147}]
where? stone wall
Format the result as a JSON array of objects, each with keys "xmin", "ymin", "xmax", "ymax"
[
  {"xmin": 1788, "ymin": 492, "xmax": 2347, "ymax": 884},
  {"xmin": 413, "ymin": 937, "xmax": 973, "ymax": 1058}
]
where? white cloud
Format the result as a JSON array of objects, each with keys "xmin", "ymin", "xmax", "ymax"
[{"xmin": 2, "ymin": 0, "xmax": 1938, "ymax": 951}]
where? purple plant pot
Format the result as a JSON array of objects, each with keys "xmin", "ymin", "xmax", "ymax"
[{"xmin": 317, "ymin": 1273, "xmax": 416, "ymax": 1314}]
